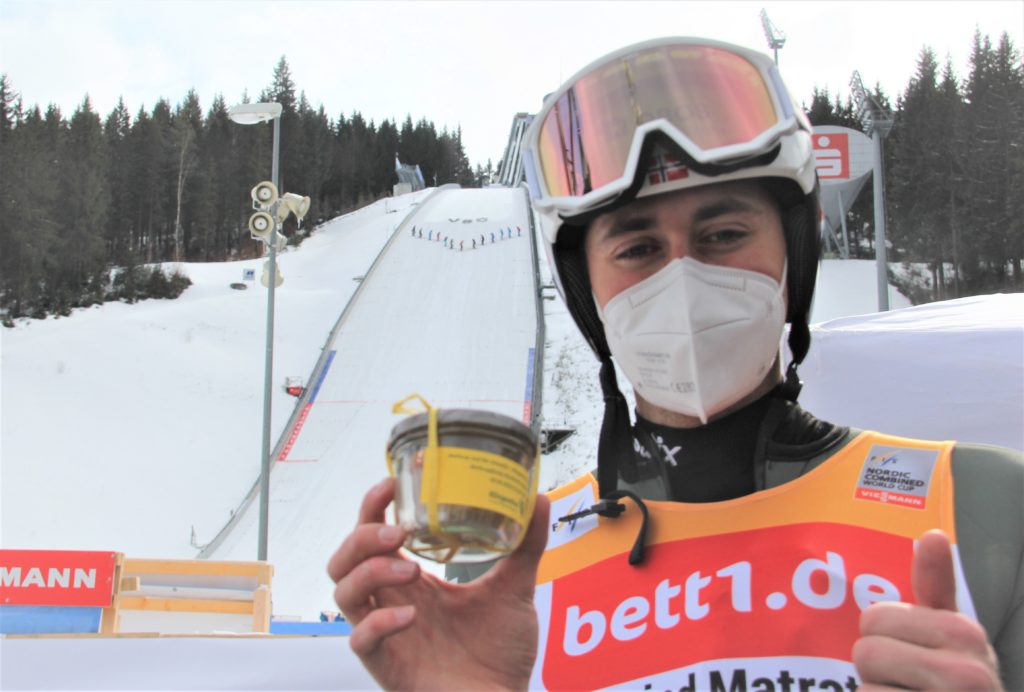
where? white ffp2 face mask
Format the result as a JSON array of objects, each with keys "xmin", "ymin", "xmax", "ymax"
[{"xmin": 597, "ymin": 256, "xmax": 786, "ymax": 424}]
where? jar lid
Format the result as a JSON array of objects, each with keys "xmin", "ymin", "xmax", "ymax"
[{"xmin": 387, "ymin": 408, "xmax": 536, "ymax": 449}]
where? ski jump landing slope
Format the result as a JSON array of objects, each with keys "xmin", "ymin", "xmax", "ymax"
[{"xmin": 206, "ymin": 187, "xmax": 541, "ymax": 617}]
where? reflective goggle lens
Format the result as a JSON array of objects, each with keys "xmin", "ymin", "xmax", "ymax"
[{"xmin": 536, "ymin": 44, "xmax": 782, "ymax": 198}]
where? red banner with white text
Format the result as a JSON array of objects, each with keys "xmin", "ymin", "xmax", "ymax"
[{"xmin": 0, "ymin": 549, "xmax": 118, "ymax": 607}]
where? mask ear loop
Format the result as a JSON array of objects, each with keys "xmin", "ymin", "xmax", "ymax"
[{"xmin": 390, "ymin": 394, "xmax": 458, "ymax": 563}]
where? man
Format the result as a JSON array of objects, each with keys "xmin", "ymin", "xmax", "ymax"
[{"xmin": 328, "ymin": 37, "xmax": 1021, "ymax": 690}]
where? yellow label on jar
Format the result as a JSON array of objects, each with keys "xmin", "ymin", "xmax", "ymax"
[{"xmin": 429, "ymin": 446, "xmax": 532, "ymax": 525}]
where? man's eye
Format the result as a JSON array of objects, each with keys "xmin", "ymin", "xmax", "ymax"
[
  {"xmin": 616, "ymin": 243, "xmax": 658, "ymax": 260},
  {"xmin": 701, "ymin": 229, "xmax": 747, "ymax": 246}
]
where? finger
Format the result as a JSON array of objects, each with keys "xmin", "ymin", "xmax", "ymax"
[
  {"xmin": 326, "ymin": 478, "xmax": 398, "ymax": 582},
  {"xmin": 912, "ymin": 529, "xmax": 958, "ymax": 611},
  {"xmin": 861, "ymin": 600, "xmax": 991, "ymax": 657},
  {"xmin": 358, "ymin": 476, "xmax": 396, "ymax": 525},
  {"xmin": 853, "ymin": 633, "xmax": 1000, "ymax": 691},
  {"xmin": 349, "ymin": 605, "xmax": 416, "ymax": 659},
  {"xmin": 333, "ymin": 554, "xmax": 420, "ymax": 622},
  {"xmin": 854, "ymin": 633, "xmax": 941, "ymax": 690},
  {"xmin": 488, "ymin": 494, "xmax": 550, "ymax": 600},
  {"xmin": 327, "ymin": 519, "xmax": 407, "ymax": 584}
]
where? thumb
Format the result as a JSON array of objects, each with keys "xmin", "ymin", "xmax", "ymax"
[
  {"xmin": 912, "ymin": 528, "xmax": 958, "ymax": 611},
  {"xmin": 488, "ymin": 493, "xmax": 550, "ymax": 599}
]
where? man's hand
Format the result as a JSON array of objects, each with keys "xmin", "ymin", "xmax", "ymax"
[
  {"xmin": 327, "ymin": 477, "xmax": 550, "ymax": 690},
  {"xmin": 853, "ymin": 529, "xmax": 1002, "ymax": 690}
]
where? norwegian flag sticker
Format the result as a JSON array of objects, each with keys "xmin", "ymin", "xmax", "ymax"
[{"xmin": 646, "ymin": 151, "xmax": 689, "ymax": 186}]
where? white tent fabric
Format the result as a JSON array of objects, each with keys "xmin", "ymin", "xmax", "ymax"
[{"xmin": 800, "ymin": 293, "xmax": 1024, "ymax": 451}]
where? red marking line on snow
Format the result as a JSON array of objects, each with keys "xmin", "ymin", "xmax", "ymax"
[{"xmin": 278, "ymin": 403, "xmax": 313, "ymax": 461}]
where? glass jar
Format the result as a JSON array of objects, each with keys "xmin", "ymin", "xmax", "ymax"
[{"xmin": 387, "ymin": 407, "xmax": 539, "ymax": 563}]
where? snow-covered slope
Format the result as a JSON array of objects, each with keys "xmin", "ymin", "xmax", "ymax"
[
  {"xmin": 204, "ymin": 186, "xmax": 540, "ymax": 616},
  {"xmin": 1, "ymin": 191, "xmax": 430, "ymax": 560}
]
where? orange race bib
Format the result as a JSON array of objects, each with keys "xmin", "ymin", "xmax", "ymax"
[{"xmin": 530, "ymin": 432, "xmax": 974, "ymax": 691}]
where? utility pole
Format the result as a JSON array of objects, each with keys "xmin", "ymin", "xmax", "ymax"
[{"xmin": 760, "ymin": 8, "xmax": 787, "ymax": 65}]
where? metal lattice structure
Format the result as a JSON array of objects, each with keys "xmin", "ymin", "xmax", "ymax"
[
  {"xmin": 496, "ymin": 113, "xmax": 533, "ymax": 187},
  {"xmin": 760, "ymin": 8, "xmax": 787, "ymax": 64}
]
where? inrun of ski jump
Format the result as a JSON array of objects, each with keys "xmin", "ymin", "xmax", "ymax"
[{"xmin": 203, "ymin": 186, "xmax": 543, "ymax": 617}]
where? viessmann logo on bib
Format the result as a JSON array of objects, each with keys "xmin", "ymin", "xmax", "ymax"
[
  {"xmin": 541, "ymin": 523, "xmax": 913, "ymax": 690},
  {"xmin": 855, "ymin": 445, "xmax": 938, "ymax": 510}
]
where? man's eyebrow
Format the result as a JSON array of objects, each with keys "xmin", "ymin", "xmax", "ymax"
[
  {"xmin": 600, "ymin": 215, "xmax": 653, "ymax": 238},
  {"xmin": 691, "ymin": 196, "xmax": 762, "ymax": 223}
]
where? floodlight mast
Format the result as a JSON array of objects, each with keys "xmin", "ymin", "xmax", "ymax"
[
  {"xmin": 227, "ymin": 102, "xmax": 282, "ymax": 562},
  {"xmin": 760, "ymin": 8, "xmax": 787, "ymax": 65},
  {"xmin": 849, "ymin": 71, "xmax": 895, "ymax": 312}
]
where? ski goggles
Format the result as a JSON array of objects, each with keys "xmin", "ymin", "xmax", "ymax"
[{"xmin": 522, "ymin": 37, "xmax": 810, "ymax": 214}]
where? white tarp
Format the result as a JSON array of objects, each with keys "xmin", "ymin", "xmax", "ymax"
[{"xmin": 801, "ymin": 293, "xmax": 1024, "ymax": 451}]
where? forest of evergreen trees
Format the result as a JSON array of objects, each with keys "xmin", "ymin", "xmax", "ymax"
[
  {"xmin": 801, "ymin": 31, "xmax": 1022, "ymax": 301},
  {"xmin": 1, "ymin": 33, "xmax": 1021, "ymax": 322}
]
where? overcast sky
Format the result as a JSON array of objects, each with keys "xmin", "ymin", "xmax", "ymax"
[{"xmin": 1, "ymin": 1, "xmax": 1021, "ymax": 167}]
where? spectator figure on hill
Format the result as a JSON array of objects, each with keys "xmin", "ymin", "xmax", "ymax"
[
  {"xmin": 459, "ymin": 240, "xmax": 464, "ymax": 251},
  {"xmin": 472, "ymin": 239, "xmax": 477, "ymax": 249},
  {"xmin": 428, "ymin": 230, "xmax": 433, "ymax": 241},
  {"xmin": 491, "ymin": 232, "xmax": 496, "ymax": 243}
]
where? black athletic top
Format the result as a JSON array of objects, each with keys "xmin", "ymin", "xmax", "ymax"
[{"xmin": 624, "ymin": 389, "xmax": 849, "ymax": 501}]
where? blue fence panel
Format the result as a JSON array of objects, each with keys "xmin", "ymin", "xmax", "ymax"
[{"xmin": 0, "ymin": 605, "xmax": 102, "ymax": 634}]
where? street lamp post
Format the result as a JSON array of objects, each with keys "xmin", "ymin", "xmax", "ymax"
[
  {"xmin": 228, "ymin": 102, "xmax": 283, "ymax": 561},
  {"xmin": 849, "ymin": 72, "xmax": 894, "ymax": 312}
]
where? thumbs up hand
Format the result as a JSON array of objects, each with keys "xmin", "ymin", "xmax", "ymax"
[{"xmin": 852, "ymin": 529, "xmax": 1002, "ymax": 690}]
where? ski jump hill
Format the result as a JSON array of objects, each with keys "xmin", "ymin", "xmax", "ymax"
[
  {"xmin": 2, "ymin": 185, "xmax": 544, "ymax": 688},
  {"xmin": 200, "ymin": 185, "xmax": 544, "ymax": 610}
]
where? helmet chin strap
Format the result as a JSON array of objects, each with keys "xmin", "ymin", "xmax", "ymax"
[
  {"xmin": 597, "ymin": 356, "xmax": 635, "ymax": 497},
  {"xmin": 782, "ymin": 315, "xmax": 810, "ymax": 401}
]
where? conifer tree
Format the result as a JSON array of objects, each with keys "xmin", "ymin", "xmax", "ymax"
[
  {"xmin": 0, "ymin": 73, "xmax": 20, "ymax": 145},
  {"xmin": 889, "ymin": 48, "xmax": 948, "ymax": 268},
  {"xmin": 104, "ymin": 98, "xmax": 134, "ymax": 263},
  {"xmin": 172, "ymin": 90, "xmax": 202, "ymax": 261},
  {"xmin": 55, "ymin": 96, "xmax": 109, "ymax": 310},
  {"xmin": 960, "ymin": 30, "xmax": 1023, "ymax": 292}
]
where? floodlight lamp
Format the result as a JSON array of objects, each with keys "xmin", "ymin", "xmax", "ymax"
[
  {"xmin": 281, "ymin": 193, "xmax": 311, "ymax": 222},
  {"xmin": 228, "ymin": 102, "xmax": 283, "ymax": 125}
]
